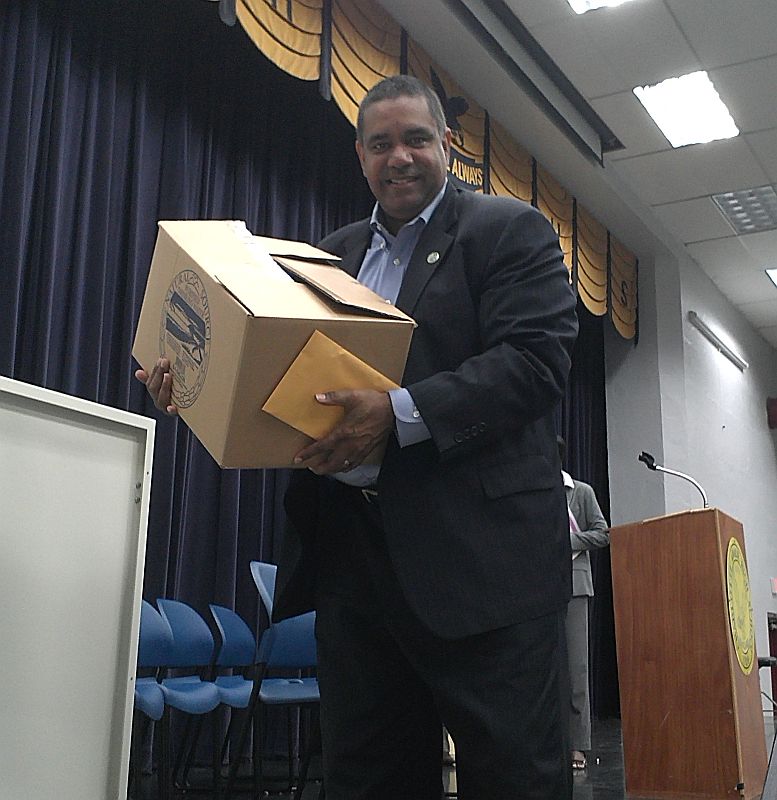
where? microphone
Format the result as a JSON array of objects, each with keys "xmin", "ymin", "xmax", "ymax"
[{"xmin": 638, "ymin": 451, "xmax": 709, "ymax": 509}]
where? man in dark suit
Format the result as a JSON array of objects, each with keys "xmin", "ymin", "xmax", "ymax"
[
  {"xmin": 284, "ymin": 76, "xmax": 579, "ymax": 799},
  {"xmin": 138, "ymin": 75, "xmax": 578, "ymax": 799}
]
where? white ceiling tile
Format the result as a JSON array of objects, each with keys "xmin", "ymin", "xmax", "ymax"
[
  {"xmin": 737, "ymin": 298, "xmax": 777, "ymax": 328},
  {"xmin": 745, "ymin": 130, "xmax": 777, "ymax": 183},
  {"xmin": 710, "ymin": 268, "xmax": 775, "ymax": 304},
  {"xmin": 686, "ymin": 238, "xmax": 762, "ymax": 278},
  {"xmin": 740, "ymin": 229, "xmax": 777, "ymax": 267},
  {"xmin": 575, "ymin": 3, "xmax": 698, "ymax": 96},
  {"xmin": 652, "ymin": 198, "xmax": 734, "ymax": 243},
  {"xmin": 526, "ymin": 19, "xmax": 625, "ymax": 97},
  {"xmin": 594, "ymin": 91, "xmax": 670, "ymax": 159},
  {"xmin": 666, "ymin": 0, "xmax": 777, "ymax": 67},
  {"xmin": 402, "ymin": 0, "xmax": 777, "ymax": 336},
  {"xmin": 711, "ymin": 57, "xmax": 777, "ymax": 134},
  {"xmin": 613, "ymin": 138, "xmax": 769, "ymax": 204},
  {"xmin": 502, "ymin": 0, "xmax": 574, "ymax": 29},
  {"xmin": 529, "ymin": 3, "xmax": 698, "ymax": 98}
]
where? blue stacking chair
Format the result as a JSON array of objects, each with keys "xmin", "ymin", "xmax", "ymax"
[
  {"xmin": 222, "ymin": 565, "xmax": 321, "ymax": 800},
  {"xmin": 250, "ymin": 560, "xmax": 322, "ymax": 797},
  {"xmin": 155, "ymin": 598, "xmax": 222, "ymax": 797},
  {"xmin": 210, "ymin": 604, "xmax": 257, "ymax": 711},
  {"xmin": 131, "ymin": 600, "xmax": 172, "ymax": 800},
  {"xmin": 174, "ymin": 602, "xmax": 261, "ymax": 793},
  {"xmin": 249, "ymin": 560, "xmax": 277, "ymax": 616},
  {"xmin": 209, "ymin": 604, "xmax": 262, "ymax": 796}
]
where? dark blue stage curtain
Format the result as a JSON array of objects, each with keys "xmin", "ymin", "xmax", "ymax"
[
  {"xmin": 560, "ymin": 300, "xmax": 620, "ymax": 718},
  {"xmin": 0, "ymin": 0, "xmax": 372, "ymax": 625},
  {"xmin": 0, "ymin": 0, "xmax": 617, "ymax": 715}
]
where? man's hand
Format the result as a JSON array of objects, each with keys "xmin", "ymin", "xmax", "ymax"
[
  {"xmin": 134, "ymin": 357, "xmax": 179, "ymax": 415},
  {"xmin": 293, "ymin": 389, "xmax": 394, "ymax": 475}
]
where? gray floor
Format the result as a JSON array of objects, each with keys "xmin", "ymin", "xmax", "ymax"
[
  {"xmin": 570, "ymin": 715, "xmax": 776, "ymax": 800},
  {"xmin": 135, "ymin": 714, "xmax": 777, "ymax": 799}
]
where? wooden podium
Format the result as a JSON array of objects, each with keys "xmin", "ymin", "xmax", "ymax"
[{"xmin": 610, "ymin": 508, "xmax": 767, "ymax": 799}]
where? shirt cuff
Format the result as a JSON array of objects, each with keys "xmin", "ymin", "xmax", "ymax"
[{"xmin": 388, "ymin": 388, "xmax": 431, "ymax": 447}]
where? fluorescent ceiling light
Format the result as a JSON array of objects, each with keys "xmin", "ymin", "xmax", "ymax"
[
  {"xmin": 633, "ymin": 71, "xmax": 739, "ymax": 148},
  {"xmin": 766, "ymin": 269, "xmax": 777, "ymax": 289},
  {"xmin": 687, "ymin": 310, "xmax": 748, "ymax": 371},
  {"xmin": 567, "ymin": 0, "xmax": 636, "ymax": 13}
]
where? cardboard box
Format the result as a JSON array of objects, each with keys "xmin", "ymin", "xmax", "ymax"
[{"xmin": 132, "ymin": 220, "xmax": 415, "ymax": 468}]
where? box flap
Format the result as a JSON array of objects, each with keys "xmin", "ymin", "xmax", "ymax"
[
  {"xmin": 158, "ymin": 220, "xmax": 293, "ymax": 282},
  {"xmin": 277, "ymin": 257, "xmax": 415, "ymax": 323},
  {"xmin": 253, "ymin": 235, "xmax": 341, "ymax": 263},
  {"xmin": 214, "ymin": 261, "xmax": 297, "ymax": 317}
]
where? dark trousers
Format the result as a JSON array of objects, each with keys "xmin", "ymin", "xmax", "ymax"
[{"xmin": 313, "ymin": 481, "xmax": 571, "ymax": 800}]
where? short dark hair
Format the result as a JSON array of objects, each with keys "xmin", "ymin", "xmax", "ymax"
[{"xmin": 356, "ymin": 75, "xmax": 447, "ymax": 143}]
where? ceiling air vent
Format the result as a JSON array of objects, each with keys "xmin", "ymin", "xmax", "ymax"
[{"xmin": 712, "ymin": 185, "xmax": 777, "ymax": 235}]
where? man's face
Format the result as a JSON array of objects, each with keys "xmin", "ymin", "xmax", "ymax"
[{"xmin": 356, "ymin": 94, "xmax": 451, "ymax": 234}]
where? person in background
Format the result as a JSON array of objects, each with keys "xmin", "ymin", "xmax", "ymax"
[
  {"xmin": 442, "ymin": 726, "xmax": 455, "ymax": 766},
  {"xmin": 138, "ymin": 75, "xmax": 578, "ymax": 799},
  {"xmin": 557, "ymin": 435, "xmax": 609, "ymax": 772}
]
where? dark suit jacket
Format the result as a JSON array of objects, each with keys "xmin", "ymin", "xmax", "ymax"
[{"xmin": 275, "ymin": 182, "xmax": 579, "ymax": 639}]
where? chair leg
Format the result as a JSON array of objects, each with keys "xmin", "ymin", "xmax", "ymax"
[
  {"xmin": 128, "ymin": 714, "xmax": 141, "ymax": 799},
  {"xmin": 287, "ymin": 707, "xmax": 295, "ymax": 792},
  {"xmin": 158, "ymin": 710, "xmax": 172, "ymax": 800},
  {"xmin": 225, "ymin": 683, "xmax": 261, "ymax": 799},
  {"xmin": 219, "ymin": 707, "xmax": 237, "ymax": 768},
  {"xmin": 212, "ymin": 708, "xmax": 221, "ymax": 800},
  {"xmin": 224, "ymin": 728, "xmax": 245, "ymax": 800},
  {"xmin": 180, "ymin": 715, "xmax": 204, "ymax": 787},
  {"xmin": 172, "ymin": 715, "xmax": 194, "ymax": 788},
  {"xmin": 293, "ymin": 706, "xmax": 321, "ymax": 800},
  {"xmin": 251, "ymin": 705, "xmax": 261, "ymax": 798}
]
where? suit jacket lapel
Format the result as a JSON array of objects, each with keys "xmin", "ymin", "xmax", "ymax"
[
  {"xmin": 395, "ymin": 183, "xmax": 457, "ymax": 315},
  {"xmin": 336, "ymin": 223, "xmax": 372, "ymax": 278}
]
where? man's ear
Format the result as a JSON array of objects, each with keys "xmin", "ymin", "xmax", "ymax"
[
  {"xmin": 442, "ymin": 128, "xmax": 452, "ymax": 160},
  {"xmin": 355, "ymin": 139, "xmax": 366, "ymax": 175}
]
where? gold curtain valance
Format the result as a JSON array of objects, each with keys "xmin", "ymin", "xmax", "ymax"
[
  {"xmin": 610, "ymin": 235, "xmax": 638, "ymax": 339},
  {"xmin": 331, "ymin": 0, "xmax": 400, "ymax": 127},
  {"xmin": 234, "ymin": 0, "xmax": 639, "ymax": 338},
  {"xmin": 576, "ymin": 204, "xmax": 608, "ymax": 316},
  {"xmin": 237, "ymin": 0, "xmax": 322, "ymax": 81},
  {"xmin": 489, "ymin": 118, "xmax": 532, "ymax": 203},
  {"xmin": 408, "ymin": 43, "xmax": 486, "ymax": 193},
  {"xmin": 536, "ymin": 164, "xmax": 573, "ymax": 276}
]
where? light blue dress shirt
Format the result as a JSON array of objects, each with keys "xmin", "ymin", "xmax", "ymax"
[{"xmin": 335, "ymin": 183, "xmax": 446, "ymax": 486}]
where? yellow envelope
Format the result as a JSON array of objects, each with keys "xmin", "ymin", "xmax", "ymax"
[{"xmin": 262, "ymin": 329, "xmax": 399, "ymax": 440}]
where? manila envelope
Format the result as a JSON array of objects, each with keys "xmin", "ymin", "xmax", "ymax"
[{"xmin": 262, "ymin": 329, "xmax": 399, "ymax": 440}]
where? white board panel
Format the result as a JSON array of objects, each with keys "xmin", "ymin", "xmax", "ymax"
[{"xmin": 0, "ymin": 377, "xmax": 155, "ymax": 800}]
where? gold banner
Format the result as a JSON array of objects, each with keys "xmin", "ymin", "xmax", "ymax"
[
  {"xmin": 536, "ymin": 164, "xmax": 573, "ymax": 276},
  {"xmin": 489, "ymin": 118, "xmax": 532, "ymax": 203},
  {"xmin": 331, "ymin": 0, "xmax": 401, "ymax": 126},
  {"xmin": 610, "ymin": 234, "xmax": 638, "ymax": 339},
  {"xmin": 408, "ymin": 43, "xmax": 486, "ymax": 192},
  {"xmin": 234, "ymin": 0, "xmax": 639, "ymax": 337},
  {"xmin": 576, "ymin": 204, "xmax": 607, "ymax": 316},
  {"xmin": 237, "ymin": 0, "xmax": 322, "ymax": 81}
]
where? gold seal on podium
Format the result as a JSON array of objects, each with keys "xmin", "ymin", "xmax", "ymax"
[{"xmin": 726, "ymin": 537, "xmax": 755, "ymax": 675}]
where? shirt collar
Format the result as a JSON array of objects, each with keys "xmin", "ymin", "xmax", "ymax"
[
  {"xmin": 561, "ymin": 470, "xmax": 574, "ymax": 489},
  {"xmin": 369, "ymin": 180, "xmax": 448, "ymax": 238}
]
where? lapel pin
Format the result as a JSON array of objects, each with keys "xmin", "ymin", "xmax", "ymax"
[{"xmin": 426, "ymin": 251, "xmax": 440, "ymax": 264}]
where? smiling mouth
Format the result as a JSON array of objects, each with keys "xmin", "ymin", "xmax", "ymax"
[{"xmin": 386, "ymin": 175, "xmax": 418, "ymax": 185}]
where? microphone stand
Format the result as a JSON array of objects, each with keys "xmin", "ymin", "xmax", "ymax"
[{"xmin": 638, "ymin": 451, "xmax": 709, "ymax": 509}]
